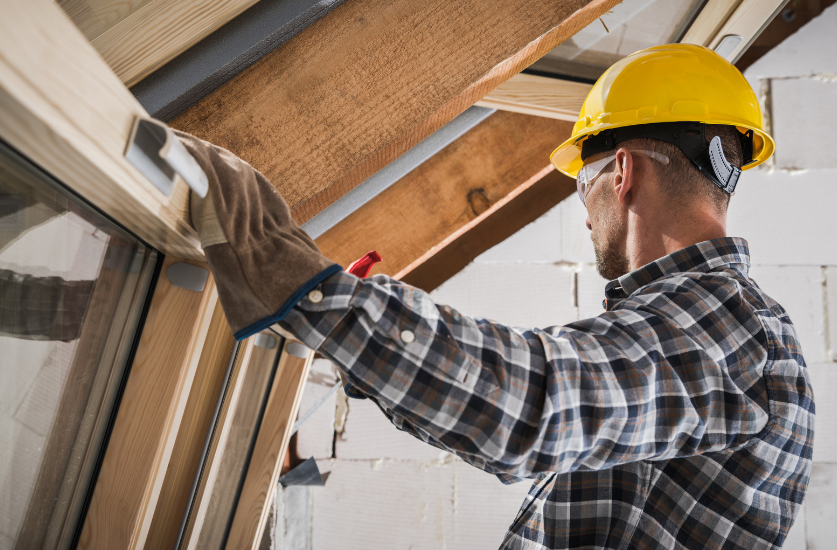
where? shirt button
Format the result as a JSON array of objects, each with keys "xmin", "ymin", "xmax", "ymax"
[
  {"xmin": 308, "ymin": 289, "xmax": 323, "ymax": 304},
  {"xmin": 400, "ymin": 329, "xmax": 415, "ymax": 343}
]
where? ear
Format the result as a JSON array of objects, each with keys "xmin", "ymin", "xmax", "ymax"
[{"xmin": 612, "ymin": 147, "xmax": 634, "ymax": 205}]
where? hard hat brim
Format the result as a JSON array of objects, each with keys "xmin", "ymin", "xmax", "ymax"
[{"xmin": 551, "ymin": 120, "xmax": 774, "ymax": 180}]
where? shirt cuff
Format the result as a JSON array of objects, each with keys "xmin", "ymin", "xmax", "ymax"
[{"xmin": 278, "ymin": 269, "xmax": 361, "ymax": 351}]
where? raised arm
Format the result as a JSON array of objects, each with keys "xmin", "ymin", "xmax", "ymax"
[{"xmin": 281, "ymin": 270, "xmax": 770, "ymax": 480}]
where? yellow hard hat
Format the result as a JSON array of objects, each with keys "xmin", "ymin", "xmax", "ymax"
[{"xmin": 550, "ymin": 44, "xmax": 774, "ymax": 181}]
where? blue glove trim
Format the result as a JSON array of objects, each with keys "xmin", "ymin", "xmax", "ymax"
[
  {"xmin": 233, "ymin": 263, "xmax": 343, "ymax": 341},
  {"xmin": 343, "ymin": 383, "xmax": 368, "ymax": 400}
]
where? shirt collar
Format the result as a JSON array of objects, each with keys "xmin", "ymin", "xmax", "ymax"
[{"xmin": 615, "ymin": 237, "xmax": 751, "ymax": 297}]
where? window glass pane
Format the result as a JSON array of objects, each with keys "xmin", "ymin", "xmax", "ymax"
[
  {"xmin": 0, "ymin": 140, "xmax": 158, "ymax": 550},
  {"xmin": 528, "ymin": 0, "xmax": 707, "ymax": 81}
]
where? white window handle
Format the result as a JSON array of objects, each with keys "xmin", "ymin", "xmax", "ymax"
[{"xmin": 125, "ymin": 116, "xmax": 208, "ymax": 198}]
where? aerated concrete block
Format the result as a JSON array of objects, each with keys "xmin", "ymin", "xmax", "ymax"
[
  {"xmin": 311, "ymin": 459, "xmax": 454, "ymax": 550},
  {"xmin": 447, "ymin": 262, "xmax": 579, "ymax": 329},
  {"xmin": 559, "ymin": 196, "xmax": 597, "ymax": 264},
  {"xmin": 273, "ymin": 485, "xmax": 312, "ymax": 550},
  {"xmin": 433, "ymin": 261, "xmax": 579, "ymax": 329},
  {"xmin": 784, "ymin": 504, "xmax": 807, "ymax": 550},
  {"xmin": 771, "ymin": 78, "xmax": 837, "ymax": 170},
  {"xmin": 577, "ymin": 263, "xmax": 608, "ymax": 320},
  {"xmin": 726, "ymin": 168, "xmax": 837, "ymax": 266},
  {"xmin": 430, "ymin": 265, "xmax": 478, "ymax": 317},
  {"xmin": 452, "ymin": 460, "xmax": 533, "ymax": 549},
  {"xmin": 335, "ymin": 396, "xmax": 444, "ymax": 460},
  {"xmin": 748, "ymin": 266, "xmax": 826, "ymax": 364},
  {"xmin": 826, "ymin": 267, "xmax": 837, "ymax": 362},
  {"xmin": 296, "ymin": 358, "xmax": 340, "ymax": 460},
  {"xmin": 475, "ymin": 204, "xmax": 563, "ymax": 264},
  {"xmin": 807, "ymin": 363, "xmax": 837, "ymax": 463},
  {"xmin": 744, "ymin": 4, "xmax": 837, "ymax": 80},
  {"xmin": 804, "ymin": 463, "xmax": 837, "ymax": 550}
]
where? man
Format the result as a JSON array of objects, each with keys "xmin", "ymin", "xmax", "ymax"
[{"xmin": 180, "ymin": 44, "xmax": 813, "ymax": 549}]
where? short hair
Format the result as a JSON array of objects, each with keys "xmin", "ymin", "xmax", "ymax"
[{"xmin": 627, "ymin": 124, "xmax": 743, "ymax": 213}]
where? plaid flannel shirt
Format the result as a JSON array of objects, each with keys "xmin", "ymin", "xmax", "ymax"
[{"xmin": 281, "ymin": 237, "xmax": 814, "ymax": 549}]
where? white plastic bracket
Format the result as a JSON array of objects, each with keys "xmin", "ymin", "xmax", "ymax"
[{"xmin": 125, "ymin": 117, "xmax": 208, "ymax": 198}]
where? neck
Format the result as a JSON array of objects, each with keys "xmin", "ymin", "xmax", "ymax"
[{"xmin": 625, "ymin": 204, "xmax": 727, "ymax": 272}]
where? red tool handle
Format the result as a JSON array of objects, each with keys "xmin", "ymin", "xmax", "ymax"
[{"xmin": 347, "ymin": 250, "xmax": 382, "ymax": 278}]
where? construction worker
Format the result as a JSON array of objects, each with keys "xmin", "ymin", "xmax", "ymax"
[{"xmin": 179, "ymin": 44, "xmax": 814, "ymax": 549}]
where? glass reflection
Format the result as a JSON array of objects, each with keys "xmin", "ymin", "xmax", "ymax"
[
  {"xmin": 529, "ymin": 0, "xmax": 707, "ymax": 81},
  {"xmin": 0, "ymin": 140, "xmax": 158, "ymax": 550}
]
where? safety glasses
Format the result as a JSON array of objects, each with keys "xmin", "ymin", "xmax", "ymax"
[{"xmin": 577, "ymin": 149, "xmax": 670, "ymax": 206}]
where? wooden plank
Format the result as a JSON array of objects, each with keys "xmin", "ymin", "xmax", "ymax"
[
  {"xmin": 85, "ymin": 0, "xmax": 262, "ymax": 86},
  {"xmin": 0, "ymin": 0, "xmax": 202, "ymax": 260},
  {"xmin": 476, "ymin": 74, "xmax": 591, "ymax": 122},
  {"xmin": 682, "ymin": 0, "xmax": 788, "ymax": 62},
  {"xmin": 128, "ymin": 0, "xmax": 348, "ymax": 121},
  {"xmin": 144, "ymin": 302, "xmax": 235, "ymax": 550},
  {"xmin": 301, "ymin": 106, "xmax": 495, "ymax": 239},
  {"xmin": 189, "ymin": 336, "xmax": 279, "ymax": 549},
  {"xmin": 58, "ymin": 0, "xmax": 156, "ymax": 41},
  {"xmin": 314, "ymin": 112, "xmax": 575, "ymax": 279},
  {"xmin": 181, "ymin": 338, "xmax": 256, "ymax": 550},
  {"xmin": 225, "ymin": 340, "xmax": 314, "ymax": 550},
  {"xmin": 79, "ymin": 256, "xmax": 218, "ymax": 550},
  {"xmin": 681, "ymin": 0, "xmax": 745, "ymax": 47},
  {"xmin": 402, "ymin": 169, "xmax": 577, "ymax": 292},
  {"xmin": 170, "ymin": 0, "xmax": 623, "ymax": 224}
]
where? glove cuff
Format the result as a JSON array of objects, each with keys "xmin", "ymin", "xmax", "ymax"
[{"xmin": 232, "ymin": 264, "xmax": 342, "ymax": 340}]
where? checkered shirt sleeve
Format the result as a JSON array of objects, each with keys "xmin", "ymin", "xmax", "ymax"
[{"xmin": 282, "ymin": 264, "xmax": 768, "ymax": 481}]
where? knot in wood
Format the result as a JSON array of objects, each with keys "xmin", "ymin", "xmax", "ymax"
[{"xmin": 466, "ymin": 188, "xmax": 491, "ymax": 217}]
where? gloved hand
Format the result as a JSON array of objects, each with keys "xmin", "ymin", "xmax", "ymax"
[{"xmin": 175, "ymin": 130, "xmax": 341, "ymax": 340}]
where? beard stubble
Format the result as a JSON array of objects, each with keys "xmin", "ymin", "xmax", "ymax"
[{"xmin": 591, "ymin": 186, "xmax": 630, "ymax": 281}]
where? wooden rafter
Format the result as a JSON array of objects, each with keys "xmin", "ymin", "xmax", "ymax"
[
  {"xmin": 64, "ymin": 0, "xmax": 263, "ymax": 86},
  {"xmin": 401, "ymin": 169, "xmax": 577, "ymax": 293},
  {"xmin": 169, "ymin": 0, "xmax": 623, "ymax": 224},
  {"xmin": 476, "ymin": 74, "xmax": 591, "ymax": 122},
  {"xmin": 314, "ymin": 111, "xmax": 575, "ymax": 281}
]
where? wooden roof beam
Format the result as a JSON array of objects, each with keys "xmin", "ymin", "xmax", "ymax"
[
  {"xmin": 314, "ymin": 111, "xmax": 577, "ymax": 287},
  {"xmin": 170, "ymin": 0, "xmax": 623, "ymax": 224}
]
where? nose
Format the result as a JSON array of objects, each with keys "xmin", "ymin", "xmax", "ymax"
[{"xmin": 585, "ymin": 215, "xmax": 592, "ymax": 230}]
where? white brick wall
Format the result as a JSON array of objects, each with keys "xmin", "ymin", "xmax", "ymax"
[{"xmin": 283, "ymin": 6, "xmax": 837, "ymax": 548}]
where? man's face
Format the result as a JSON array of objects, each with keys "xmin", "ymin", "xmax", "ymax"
[{"xmin": 584, "ymin": 157, "xmax": 630, "ymax": 281}]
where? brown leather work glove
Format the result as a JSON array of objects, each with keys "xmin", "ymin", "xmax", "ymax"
[{"xmin": 175, "ymin": 130, "xmax": 341, "ymax": 340}]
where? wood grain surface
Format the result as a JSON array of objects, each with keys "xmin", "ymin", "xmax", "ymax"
[
  {"xmin": 170, "ymin": 0, "xmax": 623, "ymax": 224},
  {"xmin": 0, "ymin": 0, "xmax": 202, "ymax": 260},
  {"xmin": 144, "ymin": 302, "xmax": 235, "ymax": 550},
  {"xmin": 88, "ymin": 0, "xmax": 261, "ymax": 86},
  {"xmin": 225, "ymin": 340, "xmax": 314, "ymax": 550},
  {"xmin": 681, "ymin": 0, "xmax": 745, "ymax": 47},
  {"xmin": 705, "ymin": 0, "xmax": 788, "ymax": 57},
  {"xmin": 78, "ymin": 256, "xmax": 218, "ymax": 550},
  {"xmin": 476, "ymin": 74, "xmax": 592, "ymax": 122},
  {"xmin": 59, "ymin": 0, "xmax": 156, "ymax": 41},
  {"xmin": 315, "ymin": 111, "xmax": 575, "ymax": 279},
  {"xmin": 182, "ymin": 337, "xmax": 255, "ymax": 550},
  {"xmin": 402, "ymin": 169, "xmax": 577, "ymax": 292}
]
